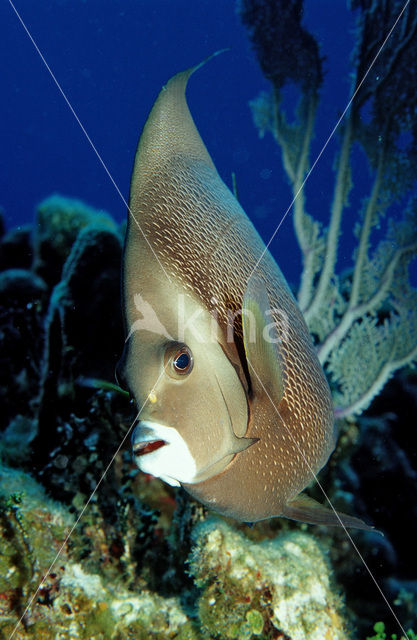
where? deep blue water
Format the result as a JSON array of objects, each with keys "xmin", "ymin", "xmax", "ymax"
[{"xmin": 1, "ymin": 1, "xmax": 358, "ymax": 286}]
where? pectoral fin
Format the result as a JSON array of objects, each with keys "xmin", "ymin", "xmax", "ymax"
[
  {"xmin": 195, "ymin": 435, "xmax": 259, "ymax": 481},
  {"xmin": 242, "ymin": 275, "xmax": 285, "ymax": 403},
  {"xmin": 282, "ymin": 492, "xmax": 377, "ymax": 532},
  {"xmin": 229, "ymin": 435, "xmax": 259, "ymax": 454}
]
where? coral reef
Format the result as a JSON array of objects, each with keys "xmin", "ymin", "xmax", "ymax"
[
  {"xmin": 0, "ymin": 195, "xmax": 190, "ymax": 637},
  {"xmin": 0, "ymin": 194, "xmax": 129, "ymax": 501},
  {"xmin": 0, "ymin": 465, "xmax": 190, "ymax": 640},
  {"xmin": 0, "ymin": 267, "xmax": 47, "ymax": 432},
  {"xmin": 190, "ymin": 518, "xmax": 349, "ymax": 640},
  {"xmin": 33, "ymin": 194, "xmax": 117, "ymax": 286},
  {"xmin": 0, "ymin": 459, "xmax": 352, "ymax": 640}
]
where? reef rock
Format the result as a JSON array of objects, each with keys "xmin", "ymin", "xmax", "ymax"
[
  {"xmin": 189, "ymin": 518, "xmax": 349, "ymax": 640},
  {"xmin": 0, "ymin": 465, "xmax": 190, "ymax": 640},
  {"xmin": 33, "ymin": 194, "xmax": 117, "ymax": 286}
]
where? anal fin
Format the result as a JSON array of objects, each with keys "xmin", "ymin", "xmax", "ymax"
[{"xmin": 282, "ymin": 492, "xmax": 378, "ymax": 533}]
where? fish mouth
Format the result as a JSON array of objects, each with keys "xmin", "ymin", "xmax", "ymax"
[
  {"xmin": 130, "ymin": 420, "xmax": 198, "ymax": 487},
  {"xmin": 133, "ymin": 439, "xmax": 166, "ymax": 457}
]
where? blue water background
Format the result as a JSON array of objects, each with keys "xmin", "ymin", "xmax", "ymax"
[{"xmin": 1, "ymin": 1, "xmax": 358, "ymax": 287}]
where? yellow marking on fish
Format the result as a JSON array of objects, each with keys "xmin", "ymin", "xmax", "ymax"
[{"xmin": 148, "ymin": 390, "xmax": 157, "ymax": 404}]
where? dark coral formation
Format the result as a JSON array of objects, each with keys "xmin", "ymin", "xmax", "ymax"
[
  {"xmin": 345, "ymin": 374, "xmax": 417, "ymax": 633},
  {"xmin": 0, "ymin": 196, "xmax": 201, "ymax": 637},
  {"xmin": 352, "ymin": 0, "xmax": 417, "ymax": 151},
  {"xmin": 310, "ymin": 376, "xmax": 417, "ymax": 637},
  {"xmin": 238, "ymin": 0, "xmax": 323, "ymax": 93},
  {"xmin": 0, "ymin": 267, "xmax": 47, "ymax": 433},
  {"xmin": 0, "ymin": 195, "xmax": 128, "ymax": 500}
]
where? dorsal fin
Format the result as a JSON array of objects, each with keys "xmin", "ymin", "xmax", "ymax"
[{"xmin": 130, "ymin": 50, "xmax": 228, "ymax": 199}]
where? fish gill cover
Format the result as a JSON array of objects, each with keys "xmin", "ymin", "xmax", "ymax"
[{"xmin": 0, "ymin": 1, "xmax": 416, "ymax": 639}]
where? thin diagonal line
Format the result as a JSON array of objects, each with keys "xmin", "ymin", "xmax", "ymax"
[
  {"xmin": 7, "ymin": 1, "xmax": 411, "ymax": 637},
  {"xmin": 5, "ymin": 5, "xmax": 173, "ymax": 635},
  {"xmin": 246, "ymin": 356, "xmax": 410, "ymax": 640},
  {"xmin": 248, "ymin": 0, "xmax": 410, "ymax": 280},
  {"xmin": 243, "ymin": 3, "xmax": 411, "ymax": 634},
  {"xmin": 7, "ymin": 0, "xmax": 171, "ymax": 283},
  {"xmin": 7, "ymin": 366, "xmax": 166, "ymax": 640}
]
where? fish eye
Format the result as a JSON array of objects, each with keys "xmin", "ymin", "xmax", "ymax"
[
  {"xmin": 172, "ymin": 346, "xmax": 193, "ymax": 375},
  {"xmin": 165, "ymin": 343, "xmax": 193, "ymax": 378}
]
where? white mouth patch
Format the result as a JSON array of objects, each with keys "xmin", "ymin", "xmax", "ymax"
[{"xmin": 131, "ymin": 421, "xmax": 197, "ymax": 487}]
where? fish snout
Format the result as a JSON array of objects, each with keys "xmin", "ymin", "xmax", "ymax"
[{"xmin": 131, "ymin": 420, "xmax": 197, "ymax": 486}]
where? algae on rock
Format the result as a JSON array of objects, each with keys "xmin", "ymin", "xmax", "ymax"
[
  {"xmin": 0, "ymin": 461, "xmax": 352, "ymax": 640},
  {"xmin": 0, "ymin": 465, "xmax": 191, "ymax": 640},
  {"xmin": 189, "ymin": 518, "xmax": 349, "ymax": 640}
]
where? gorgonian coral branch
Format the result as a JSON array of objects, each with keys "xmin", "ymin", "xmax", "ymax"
[{"xmin": 240, "ymin": 0, "xmax": 417, "ymax": 417}]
